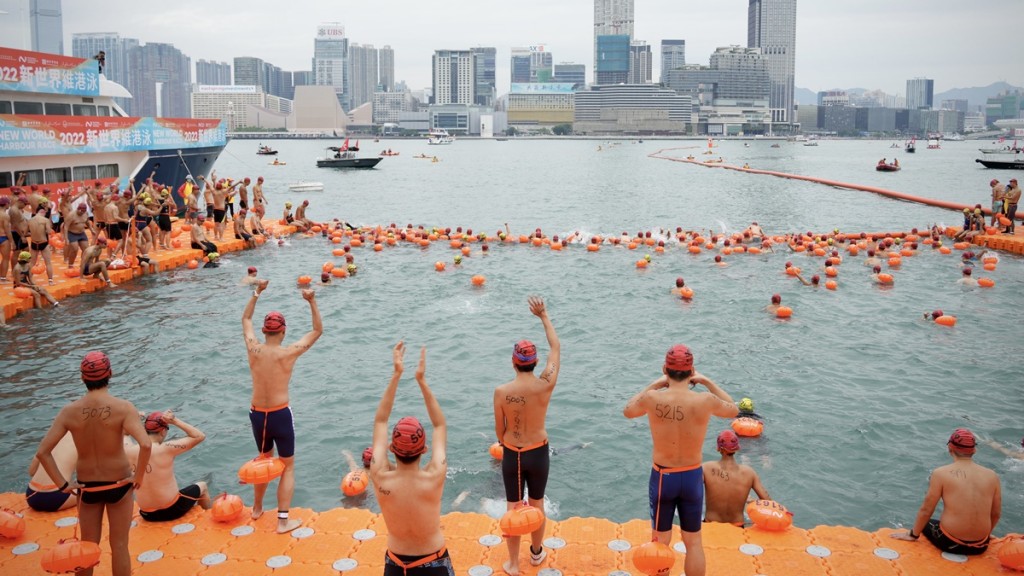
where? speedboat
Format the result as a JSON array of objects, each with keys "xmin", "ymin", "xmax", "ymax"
[
  {"xmin": 0, "ymin": 47, "xmax": 225, "ymax": 210},
  {"xmin": 257, "ymin": 145, "xmax": 278, "ymax": 155},
  {"xmin": 317, "ymin": 148, "xmax": 382, "ymax": 169},
  {"xmin": 975, "ymin": 158, "xmax": 1024, "ymax": 169},
  {"xmin": 427, "ymin": 128, "xmax": 454, "ymax": 145},
  {"xmin": 288, "ymin": 181, "xmax": 324, "ymax": 191}
]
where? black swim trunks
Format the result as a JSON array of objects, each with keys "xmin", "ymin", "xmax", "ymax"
[
  {"xmin": 249, "ymin": 404, "xmax": 295, "ymax": 458},
  {"xmin": 30, "ymin": 240, "xmax": 48, "ymax": 252},
  {"xmin": 213, "ymin": 209, "xmax": 226, "ymax": 223},
  {"xmin": 25, "ymin": 485, "xmax": 72, "ymax": 512},
  {"xmin": 501, "ymin": 441, "xmax": 550, "ymax": 502},
  {"xmin": 384, "ymin": 548, "xmax": 454, "ymax": 576},
  {"xmin": 922, "ymin": 519, "xmax": 989, "ymax": 556},
  {"xmin": 158, "ymin": 214, "xmax": 172, "ymax": 232},
  {"xmin": 138, "ymin": 484, "xmax": 202, "ymax": 522},
  {"xmin": 79, "ymin": 480, "xmax": 132, "ymax": 505}
]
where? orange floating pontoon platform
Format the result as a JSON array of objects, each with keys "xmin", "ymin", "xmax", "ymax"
[{"xmin": 0, "ymin": 492, "xmax": 1017, "ymax": 575}]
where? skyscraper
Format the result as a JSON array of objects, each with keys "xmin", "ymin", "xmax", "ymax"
[
  {"xmin": 234, "ymin": 57, "xmax": 265, "ymax": 88},
  {"xmin": 906, "ymin": 78, "xmax": 934, "ymax": 110},
  {"xmin": 595, "ymin": 35, "xmax": 630, "ymax": 85},
  {"xmin": 629, "ymin": 41, "xmax": 651, "ymax": 84},
  {"xmin": 660, "ymin": 40, "xmax": 685, "ymax": 85},
  {"xmin": 349, "ymin": 44, "xmax": 379, "ymax": 109},
  {"xmin": 30, "ymin": 0, "xmax": 62, "ymax": 55},
  {"xmin": 196, "ymin": 60, "xmax": 231, "ymax": 86},
  {"xmin": 471, "ymin": 47, "xmax": 496, "ymax": 107},
  {"xmin": 128, "ymin": 42, "xmax": 192, "ymax": 118},
  {"xmin": 553, "ymin": 63, "xmax": 586, "ymax": 88},
  {"xmin": 432, "ymin": 50, "xmax": 476, "ymax": 105},
  {"xmin": 747, "ymin": 0, "xmax": 797, "ymax": 126},
  {"xmin": 71, "ymin": 32, "xmax": 139, "ymax": 112},
  {"xmin": 379, "ymin": 45, "xmax": 395, "ymax": 92},
  {"xmin": 313, "ymin": 23, "xmax": 349, "ymax": 110},
  {"xmin": 593, "ymin": 0, "xmax": 633, "ymax": 81}
]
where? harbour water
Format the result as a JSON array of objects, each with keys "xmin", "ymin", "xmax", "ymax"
[{"xmin": 1, "ymin": 138, "xmax": 1021, "ymax": 535}]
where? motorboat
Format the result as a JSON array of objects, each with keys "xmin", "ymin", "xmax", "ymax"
[
  {"xmin": 926, "ymin": 139, "xmax": 941, "ymax": 150},
  {"xmin": 288, "ymin": 181, "xmax": 324, "ymax": 191},
  {"xmin": 905, "ymin": 137, "xmax": 916, "ymax": 153},
  {"xmin": 980, "ymin": 140, "xmax": 1021, "ymax": 154},
  {"xmin": 975, "ymin": 158, "xmax": 1024, "ymax": 170},
  {"xmin": 876, "ymin": 161, "xmax": 901, "ymax": 172},
  {"xmin": 0, "ymin": 47, "xmax": 225, "ymax": 210},
  {"xmin": 803, "ymin": 141, "xmax": 819, "ymax": 147},
  {"xmin": 257, "ymin": 145, "xmax": 278, "ymax": 155},
  {"xmin": 427, "ymin": 128, "xmax": 454, "ymax": 145},
  {"xmin": 317, "ymin": 148, "xmax": 383, "ymax": 169}
]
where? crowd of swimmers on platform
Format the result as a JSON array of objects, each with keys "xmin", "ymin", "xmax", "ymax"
[{"xmin": 27, "ymin": 284, "xmax": 1014, "ymax": 576}]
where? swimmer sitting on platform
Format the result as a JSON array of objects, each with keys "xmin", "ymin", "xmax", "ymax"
[
  {"xmin": 27, "ymin": 432, "xmax": 78, "ymax": 512},
  {"xmin": 127, "ymin": 411, "xmax": 211, "ymax": 522},
  {"xmin": 702, "ymin": 430, "xmax": 770, "ymax": 527}
]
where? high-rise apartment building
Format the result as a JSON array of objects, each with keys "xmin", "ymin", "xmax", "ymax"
[
  {"xmin": 30, "ymin": 0, "xmax": 62, "ymax": 55},
  {"xmin": 349, "ymin": 43, "xmax": 379, "ymax": 109},
  {"xmin": 234, "ymin": 56, "xmax": 265, "ymax": 88},
  {"xmin": 71, "ymin": 32, "xmax": 139, "ymax": 112},
  {"xmin": 379, "ymin": 45, "xmax": 395, "ymax": 92},
  {"xmin": 593, "ymin": 0, "xmax": 634, "ymax": 81},
  {"xmin": 196, "ymin": 60, "xmax": 231, "ymax": 86},
  {"xmin": 660, "ymin": 40, "xmax": 685, "ymax": 85},
  {"xmin": 629, "ymin": 41, "xmax": 652, "ymax": 84},
  {"xmin": 511, "ymin": 46, "xmax": 554, "ymax": 84},
  {"xmin": 293, "ymin": 71, "xmax": 314, "ymax": 88},
  {"xmin": 553, "ymin": 63, "xmax": 585, "ymax": 88},
  {"xmin": 747, "ymin": 0, "xmax": 797, "ymax": 126},
  {"xmin": 511, "ymin": 48, "xmax": 532, "ymax": 84},
  {"xmin": 128, "ymin": 42, "xmax": 192, "ymax": 118},
  {"xmin": 432, "ymin": 50, "xmax": 476, "ymax": 105},
  {"xmin": 906, "ymin": 77, "xmax": 934, "ymax": 110},
  {"xmin": 471, "ymin": 47, "xmax": 496, "ymax": 107},
  {"xmin": 595, "ymin": 35, "xmax": 630, "ymax": 85},
  {"xmin": 314, "ymin": 23, "xmax": 349, "ymax": 110}
]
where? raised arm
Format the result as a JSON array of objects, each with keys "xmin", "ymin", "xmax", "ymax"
[
  {"xmin": 289, "ymin": 289, "xmax": 323, "ymax": 353},
  {"xmin": 691, "ymin": 372, "xmax": 739, "ymax": 418},
  {"xmin": 623, "ymin": 375, "xmax": 668, "ymax": 418},
  {"xmin": 242, "ymin": 279, "xmax": 268, "ymax": 344},
  {"xmin": 162, "ymin": 410, "xmax": 205, "ymax": 453},
  {"xmin": 370, "ymin": 342, "xmax": 405, "ymax": 475},
  {"xmin": 530, "ymin": 296, "xmax": 560, "ymax": 387},
  {"xmin": 415, "ymin": 347, "xmax": 447, "ymax": 471}
]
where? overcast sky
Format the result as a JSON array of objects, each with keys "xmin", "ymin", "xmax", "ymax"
[{"xmin": 57, "ymin": 0, "xmax": 1022, "ymax": 96}]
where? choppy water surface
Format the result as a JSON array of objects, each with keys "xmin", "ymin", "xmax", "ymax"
[{"xmin": 2, "ymin": 138, "xmax": 1021, "ymax": 534}]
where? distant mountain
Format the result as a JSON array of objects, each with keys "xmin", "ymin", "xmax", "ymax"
[{"xmin": 794, "ymin": 82, "xmax": 1023, "ymax": 108}]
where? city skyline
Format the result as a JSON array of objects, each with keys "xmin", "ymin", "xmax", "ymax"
[{"xmin": 44, "ymin": 0, "xmax": 1024, "ymax": 98}]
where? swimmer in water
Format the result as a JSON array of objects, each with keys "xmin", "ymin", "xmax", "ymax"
[
  {"xmin": 736, "ymin": 397, "xmax": 763, "ymax": 421},
  {"xmin": 702, "ymin": 430, "xmax": 770, "ymax": 527},
  {"xmin": 956, "ymin": 267, "xmax": 978, "ymax": 287},
  {"xmin": 764, "ymin": 294, "xmax": 782, "ymax": 314},
  {"xmin": 242, "ymin": 266, "xmax": 258, "ymax": 286}
]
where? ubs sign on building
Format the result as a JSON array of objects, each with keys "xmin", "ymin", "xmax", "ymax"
[{"xmin": 314, "ymin": 23, "xmax": 349, "ymax": 110}]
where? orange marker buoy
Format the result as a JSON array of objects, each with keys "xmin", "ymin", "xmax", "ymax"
[
  {"xmin": 331, "ymin": 267, "xmax": 348, "ymax": 278},
  {"xmin": 635, "ymin": 259, "xmax": 648, "ymax": 269},
  {"xmin": 938, "ymin": 246, "xmax": 951, "ymax": 255},
  {"xmin": 877, "ymin": 273, "xmax": 894, "ymax": 284},
  {"xmin": 679, "ymin": 287, "xmax": 693, "ymax": 300},
  {"xmin": 746, "ymin": 499, "xmax": 793, "ymax": 531},
  {"xmin": 341, "ymin": 470, "xmax": 369, "ymax": 497},
  {"xmin": 731, "ymin": 417, "xmax": 764, "ymax": 437},
  {"xmin": 983, "ymin": 262, "xmax": 996, "ymax": 271},
  {"xmin": 775, "ymin": 306, "xmax": 792, "ymax": 319},
  {"xmin": 978, "ymin": 277, "xmax": 995, "ymax": 288},
  {"xmin": 322, "ymin": 262, "xmax": 334, "ymax": 273},
  {"xmin": 631, "ymin": 540, "xmax": 675, "ymax": 576},
  {"xmin": 211, "ymin": 493, "xmax": 244, "ymax": 523},
  {"xmin": 435, "ymin": 261, "xmax": 446, "ymax": 271},
  {"xmin": 934, "ymin": 315, "xmax": 957, "ymax": 327},
  {"xmin": 0, "ymin": 508, "xmax": 25, "ymax": 539},
  {"xmin": 13, "ymin": 286, "xmax": 33, "ymax": 299},
  {"xmin": 187, "ymin": 259, "xmax": 199, "ymax": 270},
  {"xmin": 238, "ymin": 456, "xmax": 286, "ymax": 485},
  {"xmin": 471, "ymin": 275, "xmax": 486, "ymax": 286},
  {"xmin": 297, "ymin": 275, "xmax": 312, "ymax": 286},
  {"xmin": 499, "ymin": 502, "xmax": 544, "ymax": 536},
  {"xmin": 587, "ymin": 244, "xmax": 599, "ymax": 252},
  {"xmin": 825, "ymin": 266, "xmax": 837, "ymax": 277},
  {"xmin": 489, "ymin": 442, "xmax": 503, "ymax": 460},
  {"xmin": 998, "ymin": 537, "xmax": 1024, "ymax": 571},
  {"xmin": 825, "ymin": 280, "xmax": 838, "ymax": 290},
  {"xmin": 41, "ymin": 538, "xmax": 102, "ymax": 574}
]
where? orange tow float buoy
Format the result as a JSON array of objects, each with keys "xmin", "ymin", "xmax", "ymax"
[
  {"xmin": 322, "ymin": 262, "xmax": 334, "ymax": 273},
  {"xmin": 746, "ymin": 499, "xmax": 793, "ymax": 531},
  {"xmin": 341, "ymin": 470, "xmax": 369, "ymax": 497},
  {"xmin": 499, "ymin": 502, "xmax": 544, "ymax": 536},
  {"xmin": 211, "ymin": 493, "xmax": 244, "ymax": 523},
  {"xmin": 934, "ymin": 315, "xmax": 957, "ymax": 327},
  {"xmin": 825, "ymin": 280, "xmax": 838, "ymax": 290},
  {"xmin": 14, "ymin": 286, "xmax": 33, "ymax": 299},
  {"xmin": 331, "ymin": 267, "xmax": 348, "ymax": 278},
  {"xmin": 775, "ymin": 306, "xmax": 792, "ymax": 319},
  {"xmin": 0, "ymin": 508, "xmax": 25, "ymax": 538},
  {"xmin": 679, "ymin": 287, "xmax": 693, "ymax": 300},
  {"xmin": 998, "ymin": 537, "xmax": 1024, "ymax": 571},
  {"xmin": 238, "ymin": 456, "xmax": 286, "ymax": 485},
  {"xmin": 471, "ymin": 275, "xmax": 486, "ymax": 286},
  {"xmin": 876, "ymin": 273, "xmax": 894, "ymax": 284},
  {"xmin": 297, "ymin": 275, "xmax": 312, "ymax": 286},
  {"xmin": 435, "ymin": 261, "xmax": 446, "ymax": 272},
  {"xmin": 489, "ymin": 442, "xmax": 503, "ymax": 460},
  {"xmin": 631, "ymin": 540, "xmax": 675, "ymax": 576},
  {"xmin": 41, "ymin": 538, "xmax": 101, "ymax": 574},
  {"xmin": 731, "ymin": 417, "xmax": 764, "ymax": 437},
  {"xmin": 978, "ymin": 277, "xmax": 995, "ymax": 288}
]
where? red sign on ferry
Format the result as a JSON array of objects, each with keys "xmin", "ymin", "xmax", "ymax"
[{"xmin": 0, "ymin": 47, "xmax": 100, "ymax": 96}]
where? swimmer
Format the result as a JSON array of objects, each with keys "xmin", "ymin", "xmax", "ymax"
[
  {"xmin": 764, "ymin": 294, "xmax": 782, "ymax": 314},
  {"xmin": 870, "ymin": 265, "xmax": 888, "ymax": 284},
  {"xmin": 126, "ymin": 411, "xmax": 211, "ymax": 522},
  {"xmin": 702, "ymin": 430, "xmax": 770, "ymax": 526},
  {"xmin": 624, "ymin": 344, "xmax": 738, "ymax": 576},
  {"xmin": 736, "ymin": 397, "xmax": 763, "ymax": 421},
  {"xmin": 744, "ymin": 222, "xmax": 764, "ymax": 240},
  {"xmin": 203, "ymin": 252, "xmax": 220, "ymax": 268},
  {"xmin": 320, "ymin": 271, "xmax": 332, "ymax": 285},
  {"xmin": 369, "ymin": 343, "xmax": 454, "ymax": 575},
  {"xmin": 80, "ymin": 240, "xmax": 115, "ymax": 287},
  {"xmin": 27, "ymin": 432, "xmax": 78, "ymax": 512},
  {"xmin": 35, "ymin": 351, "xmax": 151, "ymax": 576},
  {"xmin": 242, "ymin": 266, "xmax": 259, "ymax": 286},
  {"xmin": 713, "ymin": 255, "xmax": 728, "ymax": 267},
  {"xmin": 242, "ymin": 280, "xmax": 323, "ymax": 533},
  {"xmin": 923, "ymin": 309, "xmax": 945, "ymax": 322},
  {"xmin": 863, "ymin": 249, "xmax": 881, "ymax": 268},
  {"xmin": 985, "ymin": 437, "xmax": 1024, "ymax": 461},
  {"xmin": 494, "ymin": 297, "xmax": 561, "ymax": 575},
  {"xmin": 795, "ymin": 273, "xmax": 820, "ymax": 287},
  {"xmin": 13, "ymin": 251, "xmax": 59, "ymax": 308},
  {"xmin": 670, "ymin": 277, "xmax": 688, "ymax": 297},
  {"xmin": 891, "ymin": 428, "xmax": 1001, "ymax": 556},
  {"xmin": 957, "ymin": 267, "xmax": 977, "ymax": 287}
]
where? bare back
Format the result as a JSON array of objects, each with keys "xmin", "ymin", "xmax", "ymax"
[
  {"xmin": 933, "ymin": 461, "xmax": 1001, "ymax": 541},
  {"xmin": 643, "ymin": 385, "xmax": 719, "ymax": 468},
  {"xmin": 702, "ymin": 459, "xmax": 766, "ymax": 524},
  {"xmin": 245, "ymin": 340, "xmax": 303, "ymax": 409},
  {"xmin": 58, "ymin": 392, "xmax": 138, "ymax": 481},
  {"xmin": 126, "ymin": 440, "xmax": 180, "ymax": 509},
  {"xmin": 495, "ymin": 375, "xmax": 554, "ymax": 448},
  {"xmin": 372, "ymin": 464, "xmax": 446, "ymax": 555}
]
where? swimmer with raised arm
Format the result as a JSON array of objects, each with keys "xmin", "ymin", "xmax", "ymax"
[
  {"xmin": 126, "ymin": 410, "xmax": 211, "ymax": 522},
  {"xmin": 241, "ymin": 279, "xmax": 323, "ymax": 533}
]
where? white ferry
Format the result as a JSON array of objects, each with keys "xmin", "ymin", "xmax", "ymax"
[
  {"xmin": 426, "ymin": 128, "xmax": 454, "ymax": 145},
  {"xmin": 0, "ymin": 47, "xmax": 225, "ymax": 209}
]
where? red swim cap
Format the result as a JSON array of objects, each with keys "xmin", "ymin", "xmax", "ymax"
[
  {"xmin": 247, "ymin": 266, "xmax": 257, "ymax": 274},
  {"xmin": 81, "ymin": 351, "xmax": 112, "ymax": 383},
  {"xmin": 512, "ymin": 340, "xmax": 537, "ymax": 366},
  {"xmin": 262, "ymin": 311, "xmax": 286, "ymax": 334},
  {"xmin": 665, "ymin": 344, "xmax": 693, "ymax": 371},
  {"xmin": 947, "ymin": 428, "xmax": 976, "ymax": 454},
  {"xmin": 361, "ymin": 446, "xmax": 373, "ymax": 468},
  {"xmin": 771, "ymin": 293, "xmax": 781, "ymax": 304},
  {"xmin": 717, "ymin": 430, "xmax": 740, "ymax": 453},
  {"xmin": 145, "ymin": 412, "xmax": 169, "ymax": 433},
  {"xmin": 391, "ymin": 416, "xmax": 426, "ymax": 458}
]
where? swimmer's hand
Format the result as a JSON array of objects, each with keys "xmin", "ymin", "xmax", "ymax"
[
  {"xmin": 688, "ymin": 372, "xmax": 712, "ymax": 388},
  {"xmin": 528, "ymin": 296, "xmax": 546, "ymax": 317},
  {"xmin": 63, "ymin": 480, "xmax": 83, "ymax": 494},
  {"xmin": 415, "ymin": 347, "xmax": 427, "ymax": 382},
  {"xmin": 890, "ymin": 530, "xmax": 918, "ymax": 541},
  {"xmin": 256, "ymin": 279, "xmax": 269, "ymax": 294},
  {"xmin": 393, "ymin": 341, "xmax": 406, "ymax": 373},
  {"xmin": 301, "ymin": 289, "xmax": 315, "ymax": 301}
]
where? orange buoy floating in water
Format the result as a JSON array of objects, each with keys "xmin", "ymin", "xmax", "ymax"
[
  {"xmin": 211, "ymin": 493, "xmax": 244, "ymax": 523},
  {"xmin": 331, "ymin": 267, "xmax": 348, "ymax": 278},
  {"xmin": 322, "ymin": 262, "xmax": 334, "ymax": 273},
  {"xmin": 238, "ymin": 456, "xmax": 286, "ymax": 485},
  {"xmin": 731, "ymin": 417, "xmax": 764, "ymax": 437},
  {"xmin": 825, "ymin": 266, "xmax": 838, "ymax": 277},
  {"xmin": 435, "ymin": 261, "xmax": 446, "ymax": 272},
  {"xmin": 471, "ymin": 275, "xmax": 486, "ymax": 286},
  {"xmin": 0, "ymin": 508, "xmax": 25, "ymax": 538},
  {"xmin": 775, "ymin": 306, "xmax": 792, "ymax": 319},
  {"xmin": 688, "ymin": 245, "xmax": 701, "ymax": 254},
  {"xmin": 332, "ymin": 248, "xmax": 345, "ymax": 257},
  {"xmin": 41, "ymin": 538, "xmax": 101, "ymax": 574},
  {"xmin": 587, "ymin": 243, "xmax": 600, "ymax": 252},
  {"xmin": 978, "ymin": 277, "xmax": 995, "ymax": 288},
  {"xmin": 489, "ymin": 442, "xmax": 503, "ymax": 460},
  {"xmin": 187, "ymin": 259, "xmax": 199, "ymax": 269},
  {"xmin": 825, "ymin": 280, "xmax": 838, "ymax": 290},
  {"xmin": 934, "ymin": 315, "xmax": 957, "ymax": 327},
  {"xmin": 297, "ymin": 275, "xmax": 312, "ymax": 286},
  {"xmin": 631, "ymin": 540, "xmax": 675, "ymax": 576},
  {"xmin": 983, "ymin": 262, "xmax": 996, "ymax": 271},
  {"xmin": 679, "ymin": 287, "xmax": 694, "ymax": 300},
  {"xmin": 635, "ymin": 259, "xmax": 648, "ymax": 269},
  {"xmin": 877, "ymin": 273, "xmax": 894, "ymax": 284},
  {"xmin": 340, "ymin": 470, "xmax": 369, "ymax": 497},
  {"xmin": 499, "ymin": 502, "xmax": 544, "ymax": 536},
  {"xmin": 746, "ymin": 499, "xmax": 793, "ymax": 531},
  {"xmin": 938, "ymin": 246, "xmax": 951, "ymax": 255},
  {"xmin": 998, "ymin": 537, "xmax": 1024, "ymax": 571}
]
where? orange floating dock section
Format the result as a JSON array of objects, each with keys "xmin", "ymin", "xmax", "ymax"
[
  {"xmin": 650, "ymin": 148, "xmax": 1024, "ymax": 256},
  {"xmin": 0, "ymin": 492, "xmax": 1018, "ymax": 575}
]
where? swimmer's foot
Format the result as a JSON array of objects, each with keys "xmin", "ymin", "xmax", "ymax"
[
  {"xmin": 276, "ymin": 518, "xmax": 302, "ymax": 534},
  {"xmin": 501, "ymin": 560, "xmax": 519, "ymax": 575},
  {"xmin": 530, "ymin": 546, "xmax": 547, "ymax": 566},
  {"xmin": 251, "ymin": 506, "xmax": 263, "ymax": 520}
]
